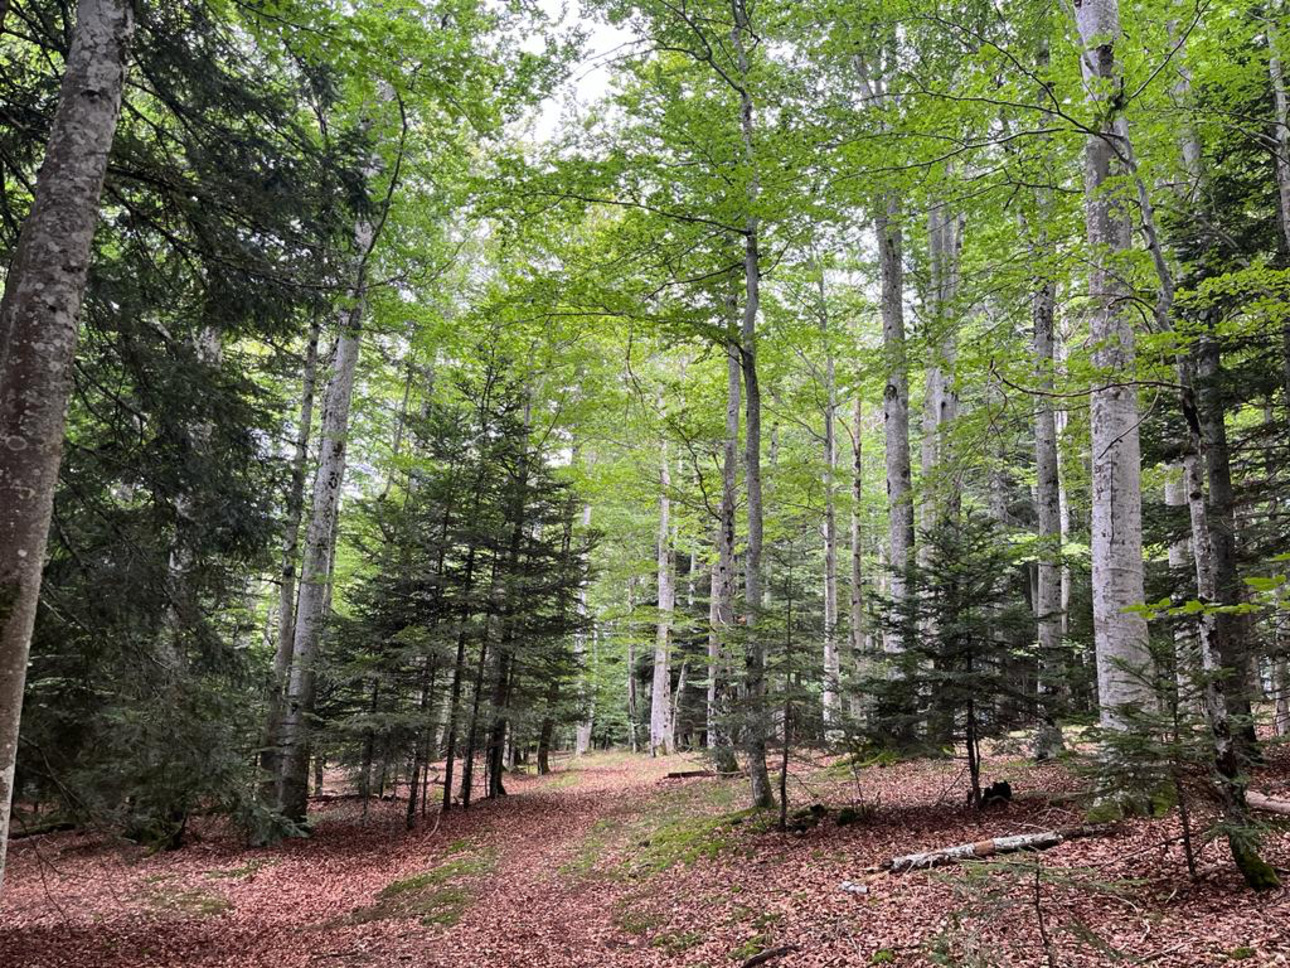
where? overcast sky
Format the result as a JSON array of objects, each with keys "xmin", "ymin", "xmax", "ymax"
[{"xmin": 529, "ymin": 1, "xmax": 636, "ymax": 141}]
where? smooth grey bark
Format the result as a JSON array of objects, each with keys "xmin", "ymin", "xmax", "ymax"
[
  {"xmin": 0, "ymin": 0, "xmax": 132, "ymax": 891},
  {"xmin": 276, "ymin": 85, "xmax": 398, "ymax": 821},
  {"xmin": 877, "ymin": 196, "xmax": 913, "ymax": 656},
  {"xmin": 848, "ymin": 394, "xmax": 867, "ymax": 718},
  {"xmin": 276, "ymin": 189, "xmax": 380, "ymax": 820},
  {"xmin": 1072, "ymin": 0, "xmax": 1155, "ymax": 730},
  {"xmin": 708, "ymin": 331, "xmax": 740, "ymax": 773},
  {"xmin": 276, "ymin": 294, "xmax": 366, "ymax": 821},
  {"xmin": 732, "ymin": 0, "xmax": 774, "ymax": 809},
  {"xmin": 1271, "ymin": 11, "xmax": 1290, "ymax": 256},
  {"xmin": 1275, "ymin": 655, "xmax": 1290, "ymax": 737},
  {"xmin": 1164, "ymin": 462, "xmax": 1200, "ymax": 702},
  {"xmin": 1055, "ymin": 332, "xmax": 1073, "ymax": 634},
  {"xmin": 261, "ymin": 316, "xmax": 322, "ymax": 795},
  {"xmin": 920, "ymin": 198, "xmax": 961, "ymax": 525},
  {"xmin": 574, "ymin": 501, "xmax": 594, "ymax": 756},
  {"xmin": 818, "ymin": 268, "xmax": 841, "ymax": 730},
  {"xmin": 1032, "ymin": 256, "xmax": 1065, "ymax": 760},
  {"xmin": 626, "ymin": 576, "xmax": 639, "ymax": 754},
  {"xmin": 650, "ymin": 445, "xmax": 675, "ymax": 757}
]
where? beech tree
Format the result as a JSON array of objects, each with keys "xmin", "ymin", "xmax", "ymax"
[{"xmin": 0, "ymin": 0, "xmax": 132, "ymax": 887}]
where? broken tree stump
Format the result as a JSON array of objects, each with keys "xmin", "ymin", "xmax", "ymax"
[{"xmin": 884, "ymin": 825, "xmax": 1111, "ymax": 872}]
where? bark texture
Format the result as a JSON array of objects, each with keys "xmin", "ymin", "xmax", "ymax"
[
  {"xmin": 732, "ymin": 0, "xmax": 774, "ymax": 808},
  {"xmin": 819, "ymin": 269, "xmax": 841, "ymax": 730},
  {"xmin": 262, "ymin": 317, "xmax": 322, "ymax": 798},
  {"xmin": 708, "ymin": 331, "xmax": 741, "ymax": 773},
  {"xmin": 650, "ymin": 446, "xmax": 675, "ymax": 757},
  {"xmin": 877, "ymin": 197, "xmax": 913, "ymax": 656},
  {"xmin": 1032, "ymin": 255, "xmax": 1064, "ymax": 759},
  {"xmin": 1073, "ymin": 0, "xmax": 1155, "ymax": 730},
  {"xmin": 0, "ymin": 0, "xmax": 132, "ymax": 891}
]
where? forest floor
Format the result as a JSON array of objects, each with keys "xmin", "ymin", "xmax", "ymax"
[{"xmin": 4, "ymin": 743, "xmax": 1290, "ymax": 968}]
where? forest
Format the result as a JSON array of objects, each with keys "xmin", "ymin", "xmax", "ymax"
[{"xmin": 3, "ymin": 0, "xmax": 1290, "ymax": 964}]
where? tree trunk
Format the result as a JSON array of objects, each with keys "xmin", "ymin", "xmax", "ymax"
[
  {"xmin": 877, "ymin": 196, "xmax": 913, "ymax": 657},
  {"xmin": 262, "ymin": 316, "xmax": 322, "ymax": 799},
  {"xmin": 819, "ymin": 267, "xmax": 842, "ymax": 732},
  {"xmin": 459, "ymin": 631, "xmax": 489, "ymax": 809},
  {"xmin": 276, "ymin": 297, "xmax": 365, "ymax": 822},
  {"xmin": 1271, "ymin": 9, "xmax": 1290, "ymax": 257},
  {"xmin": 1072, "ymin": 0, "xmax": 1155, "ymax": 731},
  {"xmin": 627, "ymin": 576, "xmax": 639, "ymax": 754},
  {"xmin": 1165, "ymin": 463, "xmax": 1199, "ymax": 698},
  {"xmin": 732, "ymin": 0, "xmax": 774, "ymax": 809},
  {"xmin": 406, "ymin": 660, "xmax": 437, "ymax": 828},
  {"xmin": 574, "ymin": 502, "xmax": 594, "ymax": 756},
  {"xmin": 0, "ymin": 0, "xmax": 132, "ymax": 891},
  {"xmin": 650, "ymin": 444, "xmax": 675, "ymax": 756},
  {"xmin": 708, "ymin": 328, "xmax": 741, "ymax": 773},
  {"xmin": 1032, "ymin": 249, "xmax": 1065, "ymax": 760}
]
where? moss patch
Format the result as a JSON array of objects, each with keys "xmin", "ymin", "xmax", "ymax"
[
  {"xmin": 561, "ymin": 778, "xmax": 760, "ymax": 881},
  {"xmin": 140, "ymin": 885, "xmax": 232, "ymax": 918},
  {"xmin": 205, "ymin": 858, "xmax": 274, "ymax": 880},
  {"xmin": 652, "ymin": 930, "xmax": 705, "ymax": 955},
  {"xmin": 351, "ymin": 847, "xmax": 497, "ymax": 927}
]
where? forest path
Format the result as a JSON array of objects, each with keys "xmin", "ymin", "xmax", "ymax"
[
  {"xmin": 423, "ymin": 751, "xmax": 690, "ymax": 967},
  {"xmin": 6, "ymin": 749, "xmax": 1290, "ymax": 967},
  {"xmin": 0, "ymin": 751, "xmax": 703, "ymax": 968}
]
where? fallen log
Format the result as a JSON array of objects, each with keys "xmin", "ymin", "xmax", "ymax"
[
  {"xmin": 885, "ymin": 824, "xmax": 1111, "ymax": 872},
  {"xmin": 739, "ymin": 944, "xmax": 798, "ymax": 968},
  {"xmin": 1248, "ymin": 791, "xmax": 1290, "ymax": 816},
  {"xmin": 663, "ymin": 769, "xmax": 746, "ymax": 779}
]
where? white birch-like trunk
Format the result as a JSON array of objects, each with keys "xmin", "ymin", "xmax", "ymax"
[
  {"xmin": 849, "ymin": 395, "xmax": 867, "ymax": 717},
  {"xmin": 1073, "ymin": 0, "xmax": 1155, "ymax": 730},
  {"xmin": 627, "ymin": 577, "xmax": 639, "ymax": 753},
  {"xmin": 0, "ymin": 0, "xmax": 132, "ymax": 890},
  {"xmin": 1033, "ymin": 257, "xmax": 1065, "ymax": 759},
  {"xmin": 650, "ymin": 446, "xmax": 674, "ymax": 757},
  {"xmin": 1164, "ymin": 463, "xmax": 1198, "ymax": 693},
  {"xmin": 708, "ymin": 331, "xmax": 740, "ymax": 771},
  {"xmin": 878, "ymin": 196, "xmax": 913, "ymax": 656},
  {"xmin": 819, "ymin": 270, "xmax": 841, "ymax": 730},
  {"xmin": 276, "ymin": 296, "xmax": 365, "ymax": 820},
  {"xmin": 265, "ymin": 318, "xmax": 322, "ymax": 785},
  {"xmin": 575, "ymin": 501, "xmax": 594, "ymax": 756},
  {"xmin": 1271, "ymin": 9, "xmax": 1290, "ymax": 256}
]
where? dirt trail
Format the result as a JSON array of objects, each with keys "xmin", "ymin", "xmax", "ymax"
[
  {"xmin": 4, "ymin": 750, "xmax": 1290, "ymax": 967},
  {"xmin": 0, "ymin": 753, "xmax": 685, "ymax": 968}
]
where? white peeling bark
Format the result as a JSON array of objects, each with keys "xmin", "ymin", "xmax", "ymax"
[
  {"xmin": 0, "ymin": 0, "xmax": 132, "ymax": 891},
  {"xmin": 1073, "ymin": 0, "xmax": 1155, "ymax": 730}
]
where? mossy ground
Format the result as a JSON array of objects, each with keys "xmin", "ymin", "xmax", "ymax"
[
  {"xmin": 138, "ymin": 882, "xmax": 233, "ymax": 918},
  {"xmin": 351, "ymin": 845, "xmax": 498, "ymax": 927}
]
